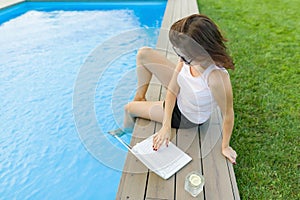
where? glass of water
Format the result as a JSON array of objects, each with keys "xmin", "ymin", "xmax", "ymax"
[{"xmin": 184, "ymin": 171, "xmax": 205, "ymax": 197}]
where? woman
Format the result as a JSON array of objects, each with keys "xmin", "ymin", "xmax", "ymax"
[{"xmin": 110, "ymin": 14, "xmax": 237, "ymax": 164}]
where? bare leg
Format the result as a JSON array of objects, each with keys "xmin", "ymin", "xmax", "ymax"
[
  {"xmin": 109, "ymin": 100, "xmax": 164, "ymax": 135},
  {"xmin": 134, "ymin": 47, "xmax": 176, "ymax": 101},
  {"xmin": 123, "ymin": 101, "xmax": 164, "ymax": 131},
  {"xmin": 109, "ymin": 47, "xmax": 176, "ymax": 135}
]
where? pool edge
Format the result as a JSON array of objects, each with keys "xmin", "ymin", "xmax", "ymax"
[{"xmin": 0, "ymin": 0, "xmax": 25, "ymax": 10}]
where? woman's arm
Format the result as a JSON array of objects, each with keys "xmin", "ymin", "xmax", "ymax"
[
  {"xmin": 209, "ymin": 70, "xmax": 237, "ymax": 164},
  {"xmin": 152, "ymin": 61, "xmax": 183, "ymax": 150}
]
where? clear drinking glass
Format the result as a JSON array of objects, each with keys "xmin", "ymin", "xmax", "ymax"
[{"xmin": 184, "ymin": 171, "xmax": 205, "ymax": 197}]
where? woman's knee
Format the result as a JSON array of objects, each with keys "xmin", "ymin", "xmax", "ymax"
[
  {"xmin": 137, "ymin": 46, "xmax": 153, "ymax": 61},
  {"xmin": 124, "ymin": 102, "xmax": 134, "ymax": 113},
  {"xmin": 124, "ymin": 102, "xmax": 142, "ymax": 118}
]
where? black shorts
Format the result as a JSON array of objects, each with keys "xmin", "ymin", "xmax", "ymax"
[{"xmin": 163, "ymin": 101, "xmax": 201, "ymax": 129}]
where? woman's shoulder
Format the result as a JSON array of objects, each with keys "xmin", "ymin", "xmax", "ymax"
[
  {"xmin": 175, "ymin": 61, "xmax": 185, "ymax": 73},
  {"xmin": 202, "ymin": 64, "xmax": 226, "ymax": 80},
  {"xmin": 209, "ymin": 65, "xmax": 228, "ymax": 73},
  {"xmin": 216, "ymin": 65, "xmax": 229, "ymax": 75},
  {"xmin": 206, "ymin": 65, "xmax": 231, "ymax": 86}
]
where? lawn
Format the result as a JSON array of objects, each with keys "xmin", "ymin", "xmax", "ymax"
[{"xmin": 197, "ymin": 0, "xmax": 300, "ymax": 199}]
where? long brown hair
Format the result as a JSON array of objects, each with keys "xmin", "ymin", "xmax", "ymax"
[{"xmin": 169, "ymin": 14, "xmax": 234, "ymax": 70}]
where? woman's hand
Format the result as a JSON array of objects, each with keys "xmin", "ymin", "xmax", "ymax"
[
  {"xmin": 222, "ymin": 146, "xmax": 237, "ymax": 165},
  {"xmin": 152, "ymin": 126, "xmax": 171, "ymax": 151}
]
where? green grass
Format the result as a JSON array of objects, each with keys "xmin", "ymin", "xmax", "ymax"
[{"xmin": 197, "ymin": 0, "xmax": 300, "ymax": 199}]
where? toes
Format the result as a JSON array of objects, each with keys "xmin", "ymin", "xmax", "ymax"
[{"xmin": 108, "ymin": 128, "xmax": 126, "ymax": 137}]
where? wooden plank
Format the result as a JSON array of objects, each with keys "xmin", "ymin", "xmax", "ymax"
[
  {"xmin": 116, "ymin": 81, "xmax": 162, "ymax": 199},
  {"xmin": 200, "ymin": 109, "xmax": 235, "ymax": 200},
  {"xmin": 145, "ymin": 123, "xmax": 176, "ymax": 200},
  {"xmin": 176, "ymin": 127, "xmax": 204, "ymax": 200},
  {"xmin": 156, "ymin": 0, "xmax": 174, "ymax": 53},
  {"xmin": 166, "ymin": 0, "xmax": 182, "ymax": 58},
  {"xmin": 215, "ymin": 108, "xmax": 241, "ymax": 200},
  {"xmin": 227, "ymin": 159, "xmax": 241, "ymax": 200},
  {"xmin": 181, "ymin": 0, "xmax": 191, "ymax": 18},
  {"xmin": 188, "ymin": 0, "xmax": 200, "ymax": 14},
  {"xmin": 116, "ymin": 119, "xmax": 153, "ymax": 200},
  {"xmin": 145, "ymin": 57, "xmax": 176, "ymax": 199}
]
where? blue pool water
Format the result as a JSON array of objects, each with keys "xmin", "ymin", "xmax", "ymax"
[{"xmin": 0, "ymin": 2, "xmax": 166, "ymax": 199}]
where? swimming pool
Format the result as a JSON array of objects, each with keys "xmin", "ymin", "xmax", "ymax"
[{"xmin": 0, "ymin": 1, "xmax": 166, "ymax": 199}]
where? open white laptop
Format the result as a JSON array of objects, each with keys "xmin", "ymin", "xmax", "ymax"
[{"xmin": 114, "ymin": 135, "xmax": 192, "ymax": 180}]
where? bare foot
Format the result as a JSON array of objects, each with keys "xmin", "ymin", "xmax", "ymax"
[
  {"xmin": 108, "ymin": 128, "xmax": 132, "ymax": 137},
  {"xmin": 108, "ymin": 128, "xmax": 126, "ymax": 137}
]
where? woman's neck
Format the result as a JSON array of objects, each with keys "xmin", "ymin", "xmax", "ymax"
[{"xmin": 189, "ymin": 64, "xmax": 205, "ymax": 77}]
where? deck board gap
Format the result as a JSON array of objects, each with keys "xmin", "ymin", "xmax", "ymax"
[
  {"xmin": 143, "ymin": 171, "xmax": 150, "ymax": 200},
  {"xmin": 226, "ymin": 160, "xmax": 237, "ymax": 200},
  {"xmin": 198, "ymin": 125, "xmax": 206, "ymax": 200}
]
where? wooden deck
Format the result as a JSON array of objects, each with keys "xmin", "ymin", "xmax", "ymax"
[{"xmin": 116, "ymin": 0, "xmax": 240, "ymax": 199}]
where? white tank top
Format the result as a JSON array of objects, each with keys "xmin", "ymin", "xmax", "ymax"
[{"xmin": 177, "ymin": 63, "xmax": 228, "ymax": 124}]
